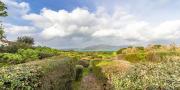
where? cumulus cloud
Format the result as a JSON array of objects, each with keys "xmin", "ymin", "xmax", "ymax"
[
  {"xmin": 1, "ymin": 0, "xmax": 37, "ymax": 40},
  {"xmin": 4, "ymin": 24, "xmax": 36, "ymax": 34},
  {"xmin": 2, "ymin": 23, "xmax": 38, "ymax": 41},
  {"xmin": 22, "ymin": 7, "xmax": 180, "ymax": 47},
  {"xmin": 152, "ymin": 20, "xmax": 180, "ymax": 40},
  {"xmin": 2, "ymin": 0, "xmax": 30, "ymax": 18},
  {"xmin": 2, "ymin": 0, "xmax": 180, "ymax": 48},
  {"xmin": 23, "ymin": 8, "xmax": 97, "ymax": 40}
]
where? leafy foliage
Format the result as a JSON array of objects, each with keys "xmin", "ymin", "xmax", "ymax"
[
  {"xmin": 0, "ymin": 47, "xmax": 61, "ymax": 65},
  {"xmin": 77, "ymin": 60, "xmax": 90, "ymax": 68},
  {"xmin": 116, "ymin": 48, "xmax": 127, "ymax": 54},
  {"xmin": 112, "ymin": 59, "xmax": 180, "ymax": 90},
  {"xmin": 0, "ymin": 57, "xmax": 77, "ymax": 90},
  {"xmin": 17, "ymin": 49, "xmax": 39, "ymax": 61},
  {"xmin": 35, "ymin": 46, "xmax": 59, "ymax": 59},
  {"xmin": 117, "ymin": 44, "xmax": 180, "ymax": 62},
  {"xmin": 0, "ymin": 1, "xmax": 7, "ymax": 40},
  {"xmin": 0, "ymin": 53, "xmax": 23, "ymax": 64},
  {"xmin": 0, "ymin": 42, "xmax": 32, "ymax": 53},
  {"xmin": 0, "ymin": 26, "xmax": 6, "ymax": 40},
  {"xmin": 0, "ymin": 1, "xmax": 7, "ymax": 17},
  {"xmin": 17, "ymin": 36, "xmax": 34, "ymax": 45},
  {"xmin": 123, "ymin": 53, "xmax": 146, "ymax": 62},
  {"xmin": 75, "ymin": 65, "xmax": 84, "ymax": 81}
]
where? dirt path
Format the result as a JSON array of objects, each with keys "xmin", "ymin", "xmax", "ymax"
[
  {"xmin": 80, "ymin": 73, "xmax": 103, "ymax": 90},
  {"xmin": 79, "ymin": 57, "xmax": 132, "ymax": 90}
]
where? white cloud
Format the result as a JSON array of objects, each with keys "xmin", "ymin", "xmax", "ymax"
[
  {"xmin": 152, "ymin": 20, "xmax": 180, "ymax": 40},
  {"xmin": 23, "ymin": 7, "xmax": 180, "ymax": 47},
  {"xmin": 1, "ymin": 0, "xmax": 36, "ymax": 40},
  {"xmin": 24, "ymin": 8, "xmax": 97, "ymax": 39},
  {"xmin": 4, "ymin": 24, "xmax": 37, "ymax": 34},
  {"xmin": 2, "ymin": 0, "xmax": 180, "ymax": 48},
  {"xmin": 2, "ymin": 0, "xmax": 30, "ymax": 17}
]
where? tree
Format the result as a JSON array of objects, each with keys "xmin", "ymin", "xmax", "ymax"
[
  {"xmin": 0, "ymin": 1, "xmax": 7, "ymax": 40},
  {"xmin": 0, "ymin": 26, "xmax": 6, "ymax": 39},
  {"xmin": 0, "ymin": 1, "xmax": 7, "ymax": 17},
  {"xmin": 17, "ymin": 36, "xmax": 34, "ymax": 45}
]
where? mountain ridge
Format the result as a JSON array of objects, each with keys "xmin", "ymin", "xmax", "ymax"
[{"xmin": 82, "ymin": 44, "xmax": 128, "ymax": 51}]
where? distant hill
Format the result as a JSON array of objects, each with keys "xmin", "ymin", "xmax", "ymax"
[{"xmin": 81, "ymin": 44, "xmax": 128, "ymax": 51}]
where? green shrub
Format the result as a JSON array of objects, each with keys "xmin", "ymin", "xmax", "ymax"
[
  {"xmin": 0, "ymin": 47, "xmax": 60, "ymax": 65},
  {"xmin": 35, "ymin": 46, "xmax": 59, "ymax": 54},
  {"xmin": 17, "ymin": 49, "xmax": 39, "ymax": 61},
  {"xmin": 123, "ymin": 53, "xmax": 146, "ymax": 62},
  {"xmin": 117, "ymin": 48, "xmax": 127, "ymax": 54},
  {"xmin": 112, "ymin": 60, "xmax": 180, "ymax": 90},
  {"xmin": 146, "ymin": 51, "xmax": 180, "ymax": 62},
  {"xmin": 146, "ymin": 52, "xmax": 162, "ymax": 61},
  {"xmin": 38, "ymin": 52, "xmax": 54, "ymax": 59},
  {"xmin": 0, "ymin": 53, "xmax": 23, "ymax": 64},
  {"xmin": 121, "ymin": 51, "xmax": 180, "ymax": 62},
  {"xmin": 90, "ymin": 60, "xmax": 109, "ymax": 83},
  {"xmin": 17, "ymin": 36, "xmax": 34, "ymax": 45},
  {"xmin": 77, "ymin": 60, "xmax": 89, "ymax": 68},
  {"xmin": 0, "ymin": 43, "xmax": 32, "ymax": 53},
  {"xmin": 0, "ymin": 57, "xmax": 78, "ymax": 90},
  {"xmin": 90, "ymin": 60, "xmax": 126, "ymax": 90},
  {"xmin": 75, "ymin": 65, "xmax": 84, "ymax": 81},
  {"xmin": 35, "ymin": 46, "xmax": 59, "ymax": 59}
]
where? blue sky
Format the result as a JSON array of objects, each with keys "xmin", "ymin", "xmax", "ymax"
[
  {"xmin": 17, "ymin": 0, "xmax": 95, "ymax": 13},
  {"xmin": 13, "ymin": 0, "xmax": 180, "ymax": 22},
  {"xmin": 2, "ymin": 0, "xmax": 180, "ymax": 48}
]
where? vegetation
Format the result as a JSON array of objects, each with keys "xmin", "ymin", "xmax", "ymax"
[
  {"xmin": 1, "ymin": 1, "xmax": 180, "ymax": 90},
  {"xmin": 0, "ymin": 1, "xmax": 7, "ymax": 40},
  {"xmin": 0, "ymin": 1, "xmax": 7, "ymax": 17},
  {"xmin": 0, "ymin": 27, "xmax": 6, "ymax": 40},
  {"xmin": 79, "ymin": 45, "xmax": 180, "ymax": 90},
  {"xmin": 77, "ymin": 60, "xmax": 89, "ymax": 68},
  {"xmin": 112, "ymin": 58, "xmax": 180, "ymax": 90},
  {"xmin": 0, "ymin": 47, "xmax": 61, "ymax": 66},
  {"xmin": 116, "ymin": 44, "xmax": 180, "ymax": 62},
  {"xmin": 0, "ymin": 57, "xmax": 78, "ymax": 90},
  {"xmin": 90, "ymin": 60, "xmax": 131, "ymax": 89},
  {"xmin": 75, "ymin": 65, "xmax": 84, "ymax": 81},
  {"xmin": 1, "ymin": 37, "xmax": 180, "ymax": 90},
  {"xmin": 17, "ymin": 36, "xmax": 34, "ymax": 45}
]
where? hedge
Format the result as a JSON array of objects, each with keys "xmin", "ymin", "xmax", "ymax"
[
  {"xmin": 0, "ymin": 56, "xmax": 78, "ymax": 90},
  {"xmin": 0, "ymin": 53, "xmax": 24, "ymax": 64},
  {"xmin": 17, "ymin": 49, "xmax": 39, "ymax": 61},
  {"xmin": 123, "ymin": 53, "xmax": 146, "ymax": 62},
  {"xmin": 120, "ymin": 51, "xmax": 180, "ymax": 62},
  {"xmin": 90, "ymin": 60, "xmax": 120, "ymax": 90},
  {"xmin": 75, "ymin": 65, "xmax": 84, "ymax": 81},
  {"xmin": 112, "ymin": 59, "xmax": 180, "ymax": 90}
]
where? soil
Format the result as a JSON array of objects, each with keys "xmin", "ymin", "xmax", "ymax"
[{"xmin": 80, "ymin": 73, "xmax": 103, "ymax": 90}]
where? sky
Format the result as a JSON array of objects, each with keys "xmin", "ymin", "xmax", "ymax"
[{"xmin": 1, "ymin": 0, "xmax": 180, "ymax": 49}]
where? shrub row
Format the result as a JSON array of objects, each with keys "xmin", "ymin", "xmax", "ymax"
[
  {"xmin": 112, "ymin": 59, "xmax": 180, "ymax": 90},
  {"xmin": 121, "ymin": 51, "xmax": 180, "ymax": 62},
  {"xmin": 90, "ymin": 60, "xmax": 130, "ymax": 90},
  {"xmin": 0, "ymin": 53, "xmax": 23, "ymax": 64},
  {"xmin": 0, "ymin": 48, "xmax": 60, "ymax": 65},
  {"xmin": 75, "ymin": 65, "xmax": 84, "ymax": 81},
  {"xmin": 90, "ymin": 60, "xmax": 107, "ymax": 82},
  {"xmin": 0, "ymin": 56, "xmax": 78, "ymax": 90}
]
